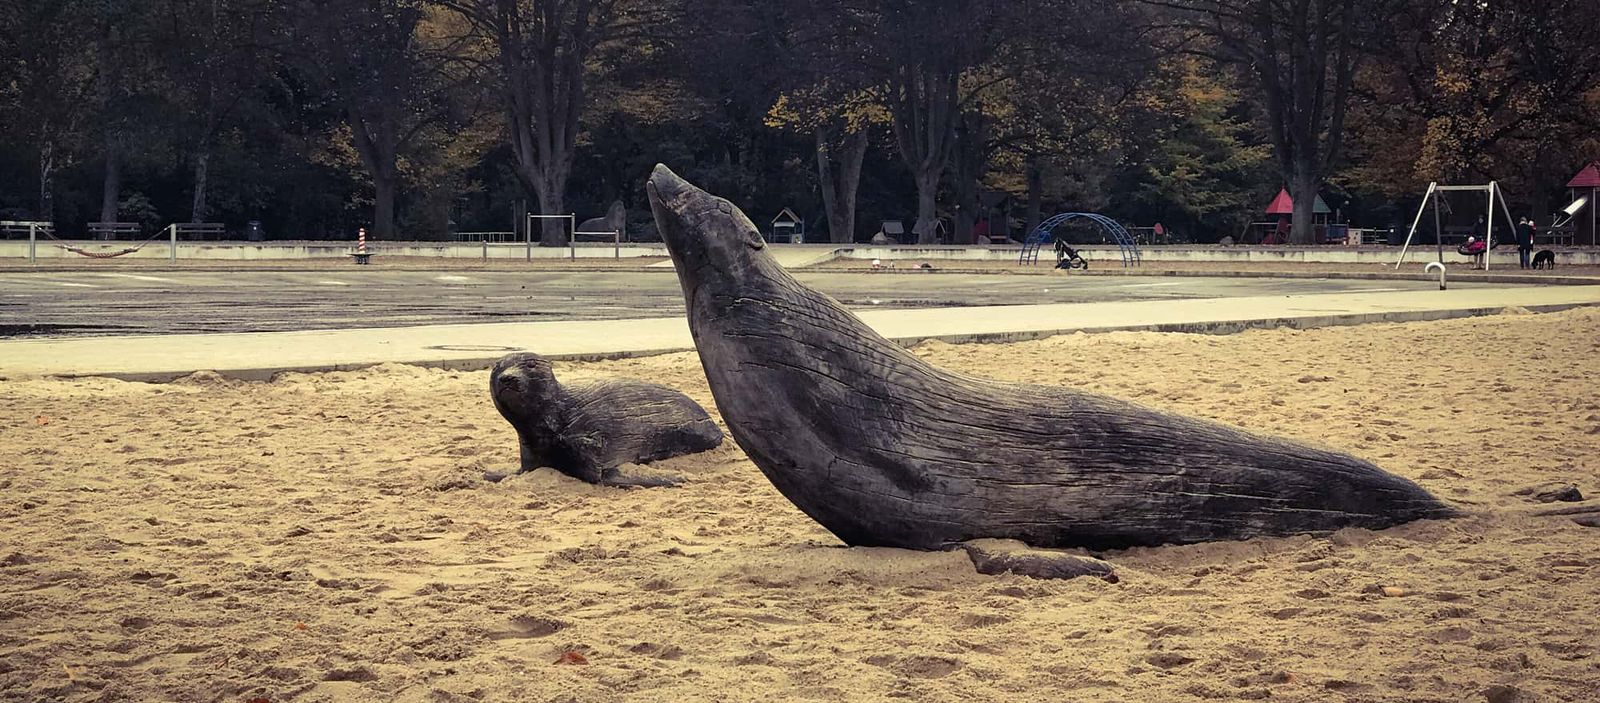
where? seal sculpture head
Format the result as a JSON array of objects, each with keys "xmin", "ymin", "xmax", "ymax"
[
  {"xmin": 647, "ymin": 165, "xmax": 788, "ymax": 309},
  {"xmin": 645, "ymin": 164, "xmax": 1458, "ymax": 555}
]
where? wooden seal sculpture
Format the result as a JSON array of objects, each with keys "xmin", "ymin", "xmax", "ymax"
[
  {"xmin": 489, "ymin": 352, "xmax": 724, "ymax": 487},
  {"xmin": 645, "ymin": 164, "xmax": 1458, "ymax": 579}
]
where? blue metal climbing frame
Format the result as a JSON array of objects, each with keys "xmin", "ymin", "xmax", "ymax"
[{"xmin": 1018, "ymin": 213, "xmax": 1142, "ymax": 268}]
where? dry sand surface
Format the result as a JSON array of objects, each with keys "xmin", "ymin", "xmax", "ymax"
[{"xmin": 3, "ymin": 309, "xmax": 1598, "ymax": 702}]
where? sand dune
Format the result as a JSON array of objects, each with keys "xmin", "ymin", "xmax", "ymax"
[{"xmin": 2, "ymin": 309, "xmax": 1597, "ymax": 702}]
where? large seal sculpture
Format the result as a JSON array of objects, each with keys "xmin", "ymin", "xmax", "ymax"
[
  {"xmin": 645, "ymin": 164, "xmax": 1458, "ymax": 578},
  {"xmin": 489, "ymin": 352, "xmax": 724, "ymax": 487}
]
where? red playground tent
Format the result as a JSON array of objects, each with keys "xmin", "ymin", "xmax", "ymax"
[{"xmin": 1251, "ymin": 189, "xmax": 1331, "ymax": 244}]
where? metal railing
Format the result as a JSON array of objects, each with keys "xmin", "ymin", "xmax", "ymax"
[
  {"xmin": 1, "ymin": 221, "xmax": 53, "ymax": 264},
  {"xmin": 452, "ymin": 231, "xmax": 518, "ymax": 243}
]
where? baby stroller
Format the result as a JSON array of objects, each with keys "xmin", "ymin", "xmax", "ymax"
[{"xmin": 1054, "ymin": 238, "xmax": 1088, "ymax": 270}]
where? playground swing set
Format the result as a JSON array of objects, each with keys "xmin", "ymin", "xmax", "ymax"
[{"xmin": 1393, "ymin": 181, "xmax": 1518, "ymax": 271}]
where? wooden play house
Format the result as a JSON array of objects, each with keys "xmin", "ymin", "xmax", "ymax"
[
  {"xmin": 1554, "ymin": 162, "xmax": 1598, "ymax": 246},
  {"xmin": 770, "ymin": 208, "xmax": 804, "ymax": 244},
  {"xmin": 1246, "ymin": 189, "xmax": 1330, "ymax": 244}
]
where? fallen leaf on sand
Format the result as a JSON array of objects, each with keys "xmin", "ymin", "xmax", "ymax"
[
  {"xmin": 293, "ymin": 622, "xmax": 308, "ymax": 631},
  {"xmin": 554, "ymin": 651, "xmax": 588, "ymax": 665},
  {"xmin": 33, "ymin": 416, "xmax": 49, "ymax": 426}
]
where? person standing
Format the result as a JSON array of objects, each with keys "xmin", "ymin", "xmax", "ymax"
[{"xmin": 1516, "ymin": 217, "xmax": 1535, "ymax": 269}]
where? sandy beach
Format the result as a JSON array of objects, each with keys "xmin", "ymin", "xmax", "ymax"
[{"xmin": 3, "ymin": 308, "xmax": 1597, "ymax": 702}]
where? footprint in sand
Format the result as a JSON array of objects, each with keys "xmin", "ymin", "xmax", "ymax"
[
  {"xmin": 955, "ymin": 612, "xmax": 1010, "ymax": 629},
  {"xmin": 863, "ymin": 653, "xmax": 963, "ymax": 679},
  {"xmin": 489, "ymin": 614, "xmax": 566, "ymax": 640}
]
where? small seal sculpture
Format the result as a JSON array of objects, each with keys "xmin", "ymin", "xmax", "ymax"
[
  {"xmin": 645, "ymin": 164, "xmax": 1458, "ymax": 579},
  {"xmin": 489, "ymin": 352, "xmax": 724, "ymax": 487}
]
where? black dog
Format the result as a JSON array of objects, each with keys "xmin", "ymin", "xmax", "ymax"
[{"xmin": 1532, "ymin": 250, "xmax": 1555, "ymax": 270}]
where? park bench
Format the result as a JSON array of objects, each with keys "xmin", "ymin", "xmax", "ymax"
[
  {"xmin": 88, "ymin": 222, "xmax": 141, "ymax": 240},
  {"xmin": 171, "ymin": 222, "xmax": 225, "ymax": 240},
  {"xmin": 1535, "ymin": 228, "xmax": 1575, "ymax": 247}
]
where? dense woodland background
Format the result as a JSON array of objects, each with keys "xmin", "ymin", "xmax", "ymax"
[{"xmin": 2, "ymin": 0, "xmax": 1597, "ymax": 244}]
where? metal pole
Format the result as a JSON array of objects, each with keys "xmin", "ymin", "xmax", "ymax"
[
  {"xmin": 1425, "ymin": 261, "xmax": 1447, "ymax": 290},
  {"xmin": 482, "ymin": 235, "xmax": 487, "ymax": 260},
  {"xmin": 1433, "ymin": 191, "xmax": 1443, "ymax": 265},
  {"xmin": 526, "ymin": 214, "xmax": 532, "ymax": 262},
  {"xmin": 1396, "ymin": 182, "xmax": 1435, "ymax": 268},
  {"xmin": 1494, "ymin": 181, "xmax": 1518, "ymax": 242},
  {"xmin": 170, "ymin": 224, "xmax": 178, "ymax": 263},
  {"xmin": 1480, "ymin": 183, "xmax": 1489, "ymax": 271},
  {"xmin": 28, "ymin": 223, "xmax": 37, "ymax": 264},
  {"xmin": 614, "ymin": 228, "xmax": 620, "ymax": 259}
]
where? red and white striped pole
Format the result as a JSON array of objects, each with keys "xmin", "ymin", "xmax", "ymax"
[{"xmin": 357, "ymin": 227, "xmax": 367, "ymax": 253}]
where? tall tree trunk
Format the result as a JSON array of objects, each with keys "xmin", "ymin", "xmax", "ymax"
[
  {"xmin": 99, "ymin": 133, "xmax": 121, "ymax": 232},
  {"xmin": 816, "ymin": 126, "xmax": 868, "ymax": 244},
  {"xmin": 191, "ymin": 150, "xmax": 211, "ymax": 224},
  {"xmin": 191, "ymin": 101, "xmax": 217, "ymax": 223},
  {"xmin": 1025, "ymin": 159, "xmax": 1043, "ymax": 237},
  {"xmin": 533, "ymin": 176, "xmax": 568, "ymax": 247},
  {"xmin": 38, "ymin": 140, "xmax": 55, "ymax": 221},
  {"xmin": 952, "ymin": 113, "xmax": 987, "ymax": 244},
  {"xmin": 914, "ymin": 169, "xmax": 941, "ymax": 244},
  {"xmin": 1291, "ymin": 167, "xmax": 1318, "ymax": 245},
  {"xmin": 373, "ymin": 171, "xmax": 398, "ymax": 240}
]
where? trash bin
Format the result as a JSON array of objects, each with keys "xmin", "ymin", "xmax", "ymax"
[{"xmin": 247, "ymin": 220, "xmax": 264, "ymax": 242}]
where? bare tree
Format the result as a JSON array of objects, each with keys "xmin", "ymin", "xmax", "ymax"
[
  {"xmin": 1147, "ymin": 0, "xmax": 1372, "ymax": 244},
  {"xmin": 436, "ymin": 0, "xmax": 668, "ymax": 246},
  {"xmin": 156, "ymin": 0, "xmax": 269, "ymax": 223},
  {"xmin": 283, "ymin": 0, "xmax": 477, "ymax": 239},
  {"xmin": 0, "ymin": 1, "xmax": 97, "ymax": 222}
]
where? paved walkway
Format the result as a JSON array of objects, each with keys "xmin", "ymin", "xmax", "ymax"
[{"xmin": 3, "ymin": 285, "xmax": 1597, "ymax": 381}]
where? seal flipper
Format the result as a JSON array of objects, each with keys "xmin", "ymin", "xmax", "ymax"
[
  {"xmin": 955, "ymin": 539, "xmax": 1118, "ymax": 582},
  {"xmin": 481, "ymin": 438, "xmax": 543, "ymax": 483}
]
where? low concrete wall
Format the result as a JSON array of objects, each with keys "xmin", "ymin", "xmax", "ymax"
[
  {"xmin": 835, "ymin": 244, "xmax": 1600, "ymax": 267},
  {"xmin": 0, "ymin": 239, "xmax": 669, "ymax": 261}
]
